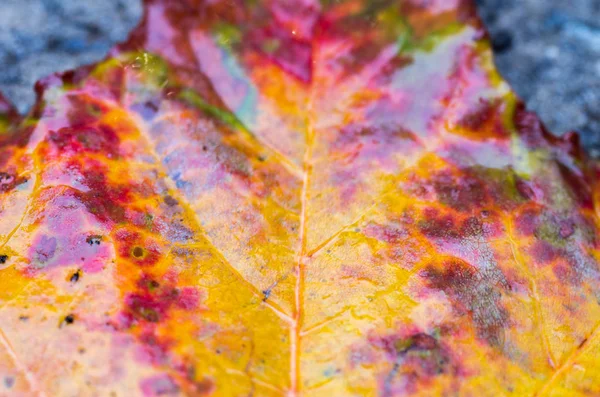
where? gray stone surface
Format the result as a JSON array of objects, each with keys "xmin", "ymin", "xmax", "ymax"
[
  {"xmin": 479, "ymin": 0, "xmax": 600, "ymax": 156},
  {"xmin": 0, "ymin": 0, "xmax": 141, "ymax": 113},
  {"xmin": 0, "ymin": 0, "xmax": 599, "ymax": 155}
]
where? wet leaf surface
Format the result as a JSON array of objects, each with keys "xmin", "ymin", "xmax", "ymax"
[{"xmin": 1, "ymin": 0, "xmax": 600, "ymax": 396}]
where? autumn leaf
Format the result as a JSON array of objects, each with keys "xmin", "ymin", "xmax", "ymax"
[{"xmin": 1, "ymin": 0, "xmax": 600, "ymax": 396}]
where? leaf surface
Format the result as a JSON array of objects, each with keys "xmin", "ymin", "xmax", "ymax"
[{"xmin": 1, "ymin": 0, "xmax": 600, "ymax": 396}]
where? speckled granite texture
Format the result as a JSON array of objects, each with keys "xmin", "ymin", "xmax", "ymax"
[
  {"xmin": 0, "ymin": 0, "xmax": 599, "ymax": 155},
  {"xmin": 0, "ymin": 0, "xmax": 141, "ymax": 113},
  {"xmin": 478, "ymin": 0, "xmax": 600, "ymax": 157}
]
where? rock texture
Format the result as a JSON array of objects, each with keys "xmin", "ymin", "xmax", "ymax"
[
  {"xmin": 478, "ymin": 0, "xmax": 600, "ymax": 156},
  {"xmin": 0, "ymin": 0, "xmax": 141, "ymax": 113}
]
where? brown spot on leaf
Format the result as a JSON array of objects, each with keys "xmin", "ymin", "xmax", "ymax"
[
  {"xmin": 120, "ymin": 275, "xmax": 201, "ymax": 327},
  {"xmin": 115, "ymin": 229, "xmax": 164, "ymax": 267},
  {"xmin": 133, "ymin": 246, "xmax": 145, "ymax": 258},
  {"xmin": 373, "ymin": 331, "xmax": 458, "ymax": 396},
  {"xmin": 421, "ymin": 259, "xmax": 508, "ymax": 348},
  {"xmin": 456, "ymin": 100, "xmax": 499, "ymax": 133},
  {"xmin": 0, "ymin": 172, "xmax": 15, "ymax": 192},
  {"xmin": 432, "ymin": 171, "xmax": 486, "ymax": 212},
  {"xmin": 164, "ymin": 195, "xmax": 178, "ymax": 207}
]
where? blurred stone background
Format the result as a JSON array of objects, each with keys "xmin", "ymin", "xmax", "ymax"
[
  {"xmin": 0, "ymin": 0, "xmax": 599, "ymax": 156},
  {"xmin": 478, "ymin": 0, "xmax": 600, "ymax": 157},
  {"xmin": 0, "ymin": 0, "xmax": 141, "ymax": 112}
]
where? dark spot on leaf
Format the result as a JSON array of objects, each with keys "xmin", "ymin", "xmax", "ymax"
[
  {"xmin": 121, "ymin": 278, "xmax": 200, "ymax": 329},
  {"xmin": 139, "ymin": 307, "xmax": 160, "ymax": 322},
  {"xmin": 262, "ymin": 289, "xmax": 271, "ymax": 301},
  {"xmin": 457, "ymin": 100, "xmax": 497, "ymax": 131},
  {"xmin": 116, "ymin": 229, "xmax": 163, "ymax": 267},
  {"xmin": 70, "ymin": 269, "xmax": 81, "ymax": 283},
  {"xmin": 61, "ymin": 314, "xmax": 75, "ymax": 327},
  {"xmin": 432, "ymin": 171, "xmax": 486, "ymax": 211},
  {"xmin": 419, "ymin": 209, "xmax": 458, "ymax": 239},
  {"xmin": 164, "ymin": 195, "xmax": 178, "ymax": 206},
  {"xmin": 422, "ymin": 259, "xmax": 508, "ymax": 348},
  {"xmin": 125, "ymin": 295, "xmax": 162, "ymax": 323},
  {"xmin": 48, "ymin": 122, "xmax": 119, "ymax": 156},
  {"xmin": 377, "ymin": 332, "xmax": 457, "ymax": 396},
  {"xmin": 394, "ymin": 333, "xmax": 440, "ymax": 355},
  {"xmin": 86, "ymin": 235, "xmax": 102, "ymax": 245},
  {"xmin": 0, "ymin": 172, "xmax": 15, "ymax": 192},
  {"xmin": 0, "ymin": 255, "xmax": 7, "ymax": 264},
  {"xmin": 18, "ymin": 315, "xmax": 28, "ymax": 321},
  {"xmin": 133, "ymin": 246, "xmax": 145, "ymax": 258}
]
